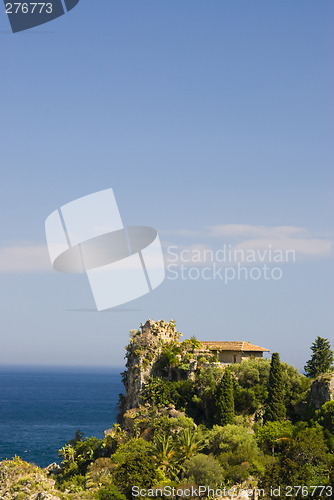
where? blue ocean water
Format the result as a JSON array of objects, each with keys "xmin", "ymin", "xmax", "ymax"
[{"xmin": 0, "ymin": 366, "xmax": 124, "ymax": 468}]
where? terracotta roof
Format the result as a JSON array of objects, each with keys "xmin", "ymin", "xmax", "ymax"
[{"xmin": 200, "ymin": 341, "xmax": 270, "ymax": 352}]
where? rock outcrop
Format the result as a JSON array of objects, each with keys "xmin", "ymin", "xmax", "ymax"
[
  {"xmin": 309, "ymin": 372, "xmax": 334, "ymax": 409},
  {"xmin": 120, "ymin": 319, "xmax": 181, "ymax": 413},
  {"xmin": 118, "ymin": 319, "xmax": 217, "ymax": 423},
  {"xmin": 0, "ymin": 457, "xmax": 61, "ymax": 500},
  {"xmin": 43, "ymin": 463, "xmax": 61, "ymax": 476}
]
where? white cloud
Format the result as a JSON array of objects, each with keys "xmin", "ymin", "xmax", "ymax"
[
  {"xmin": 233, "ymin": 238, "xmax": 332, "ymax": 258},
  {"xmin": 0, "ymin": 244, "xmax": 51, "ymax": 273},
  {"xmin": 162, "ymin": 224, "xmax": 333, "ymax": 264},
  {"xmin": 209, "ymin": 225, "xmax": 333, "ymax": 259},
  {"xmin": 1, "ymin": 224, "xmax": 332, "ymax": 274},
  {"xmin": 207, "ymin": 224, "xmax": 309, "ymax": 239}
]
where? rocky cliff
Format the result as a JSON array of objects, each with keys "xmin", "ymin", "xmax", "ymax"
[
  {"xmin": 119, "ymin": 319, "xmax": 181, "ymax": 413},
  {"xmin": 0, "ymin": 457, "xmax": 62, "ymax": 500},
  {"xmin": 309, "ymin": 372, "xmax": 334, "ymax": 409},
  {"xmin": 118, "ymin": 319, "xmax": 213, "ymax": 420}
]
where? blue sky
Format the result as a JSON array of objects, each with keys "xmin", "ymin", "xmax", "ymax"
[{"xmin": 0, "ymin": 0, "xmax": 333, "ymax": 370}]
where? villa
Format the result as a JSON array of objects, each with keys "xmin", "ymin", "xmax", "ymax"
[{"xmin": 199, "ymin": 341, "xmax": 270, "ymax": 364}]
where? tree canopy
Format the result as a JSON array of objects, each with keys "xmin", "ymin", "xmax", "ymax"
[
  {"xmin": 304, "ymin": 337, "xmax": 334, "ymax": 378},
  {"xmin": 215, "ymin": 366, "xmax": 235, "ymax": 426},
  {"xmin": 264, "ymin": 353, "xmax": 286, "ymax": 424}
]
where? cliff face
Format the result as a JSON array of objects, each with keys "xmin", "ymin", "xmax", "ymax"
[
  {"xmin": 118, "ymin": 319, "xmax": 213, "ymax": 419},
  {"xmin": 120, "ymin": 319, "xmax": 181, "ymax": 412},
  {"xmin": 309, "ymin": 373, "xmax": 334, "ymax": 409}
]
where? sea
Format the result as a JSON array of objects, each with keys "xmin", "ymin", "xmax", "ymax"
[{"xmin": 0, "ymin": 366, "xmax": 124, "ymax": 468}]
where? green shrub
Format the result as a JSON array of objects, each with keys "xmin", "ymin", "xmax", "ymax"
[
  {"xmin": 183, "ymin": 454, "xmax": 224, "ymax": 487},
  {"xmin": 113, "ymin": 451, "xmax": 158, "ymax": 497},
  {"xmin": 95, "ymin": 484, "xmax": 127, "ymax": 500}
]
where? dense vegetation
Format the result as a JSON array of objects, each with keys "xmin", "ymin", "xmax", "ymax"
[
  {"xmin": 0, "ymin": 334, "xmax": 333, "ymax": 500},
  {"xmin": 304, "ymin": 337, "xmax": 334, "ymax": 379}
]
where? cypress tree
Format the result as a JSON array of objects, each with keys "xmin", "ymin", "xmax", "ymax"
[
  {"xmin": 264, "ymin": 352, "xmax": 286, "ymax": 424},
  {"xmin": 216, "ymin": 366, "xmax": 234, "ymax": 426},
  {"xmin": 304, "ymin": 337, "xmax": 334, "ymax": 378}
]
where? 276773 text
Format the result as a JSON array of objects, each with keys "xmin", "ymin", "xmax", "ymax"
[
  {"xmin": 5, "ymin": 3, "xmax": 53, "ymax": 14},
  {"xmin": 270, "ymin": 485, "xmax": 332, "ymax": 497}
]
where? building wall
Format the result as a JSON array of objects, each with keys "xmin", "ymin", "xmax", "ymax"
[
  {"xmin": 241, "ymin": 351, "xmax": 264, "ymax": 361},
  {"xmin": 215, "ymin": 350, "xmax": 263, "ymax": 363}
]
